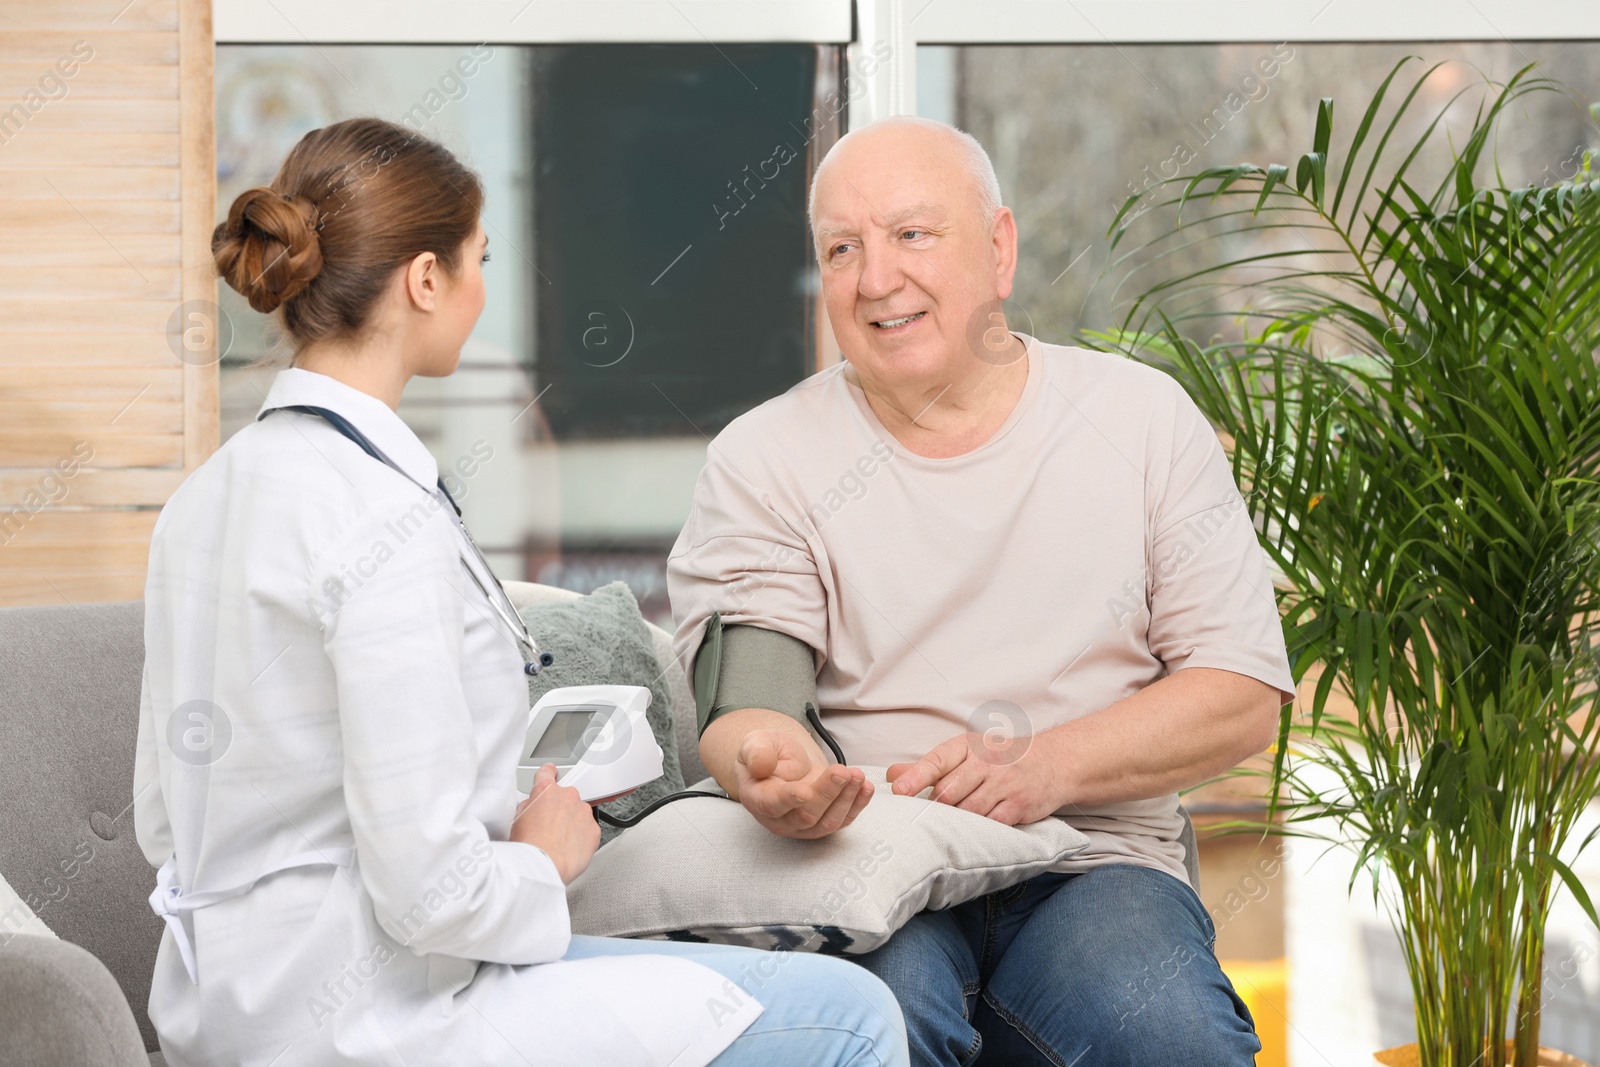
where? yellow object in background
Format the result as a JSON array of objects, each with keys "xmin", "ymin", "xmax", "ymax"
[{"xmin": 1221, "ymin": 958, "xmax": 1289, "ymax": 1067}]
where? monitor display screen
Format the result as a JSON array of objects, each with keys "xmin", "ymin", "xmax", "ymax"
[{"xmin": 526, "ymin": 705, "xmax": 611, "ymax": 762}]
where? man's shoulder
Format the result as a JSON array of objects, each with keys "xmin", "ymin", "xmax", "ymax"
[
  {"xmin": 1037, "ymin": 339, "xmax": 1185, "ymax": 401},
  {"xmin": 710, "ymin": 361, "xmax": 859, "ymax": 462}
]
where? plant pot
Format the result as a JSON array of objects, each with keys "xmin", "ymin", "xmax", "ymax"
[{"xmin": 1374, "ymin": 1045, "xmax": 1592, "ymax": 1067}]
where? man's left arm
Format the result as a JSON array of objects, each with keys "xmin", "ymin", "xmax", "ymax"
[
  {"xmin": 887, "ymin": 667, "xmax": 1280, "ymax": 824},
  {"xmin": 889, "ymin": 374, "xmax": 1299, "ymax": 824}
]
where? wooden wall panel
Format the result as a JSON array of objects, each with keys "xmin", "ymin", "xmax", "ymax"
[
  {"xmin": 0, "ymin": 166, "xmax": 182, "ymax": 199},
  {"xmin": 0, "ymin": 131, "xmax": 182, "ymax": 166},
  {"xmin": 0, "ymin": 0, "xmax": 215, "ymax": 607},
  {"xmin": 0, "ymin": 267, "xmax": 184, "ymax": 300},
  {"xmin": 0, "ymin": 32, "xmax": 179, "ymax": 65},
  {"xmin": 0, "ymin": 199, "xmax": 183, "ymax": 232},
  {"xmin": 0, "ymin": 238, "xmax": 181, "ymax": 270},
  {"xmin": 0, "ymin": 333, "xmax": 180, "ymax": 365},
  {"xmin": 0, "ymin": 0, "xmax": 179, "ymax": 32},
  {"xmin": 0, "ymin": 467, "xmax": 185, "ymax": 505},
  {"xmin": 0, "ymin": 62, "xmax": 178, "ymax": 98},
  {"xmin": 0, "ymin": 366, "xmax": 184, "ymax": 399}
]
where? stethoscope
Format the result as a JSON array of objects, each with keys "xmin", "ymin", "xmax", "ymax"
[{"xmin": 262, "ymin": 404, "xmax": 554, "ymax": 677}]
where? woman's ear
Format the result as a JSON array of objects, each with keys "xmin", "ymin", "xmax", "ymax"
[{"xmin": 404, "ymin": 250, "xmax": 442, "ymax": 312}]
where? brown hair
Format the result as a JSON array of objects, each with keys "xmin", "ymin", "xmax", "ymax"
[{"xmin": 212, "ymin": 117, "xmax": 484, "ymax": 348}]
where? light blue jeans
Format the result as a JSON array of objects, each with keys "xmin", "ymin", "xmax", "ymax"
[{"xmin": 562, "ymin": 934, "xmax": 910, "ymax": 1067}]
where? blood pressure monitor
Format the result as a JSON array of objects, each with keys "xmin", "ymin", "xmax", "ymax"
[{"xmin": 515, "ymin": 685, "xmax": 663, "ymax": 803}]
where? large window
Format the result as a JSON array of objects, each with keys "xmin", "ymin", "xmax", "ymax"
[
  {"xmin": 214, "ymin": 42, "xmax": 841, "ymax": 625},
  {"xmin": 917, "ymin": 41, "xmax": 1600, "ymax": 345}
]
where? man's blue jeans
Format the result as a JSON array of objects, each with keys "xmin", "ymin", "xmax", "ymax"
[{"xmin": 849, "ymin": 864, "xmax": 1259, "ymax": 1067}]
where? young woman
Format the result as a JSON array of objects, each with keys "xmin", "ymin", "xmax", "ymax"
[{"xmin": 134, "ymin": 116, "xmax": 907, "ymax": 1067}]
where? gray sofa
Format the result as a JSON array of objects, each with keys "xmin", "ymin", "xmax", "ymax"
[{"xmin": 0, "ymin": 586, "xmax": 1197, "ymax": 1065}]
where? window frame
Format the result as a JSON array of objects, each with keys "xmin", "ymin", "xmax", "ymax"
[
  {"xmin": 215, "ymin": 1, "xmax": 1600, "ymax": 134},
  {"xmin": 213, "ymin": 1, "xmax": 852, "ymax": 44},
  {"xmin": 904, "ymin": 0, "xmax": 1600, "ymax": 44},
  {"xmin": 874, "ymin": 1, "xmax": 1600, "ymax": 129},
  {"xmin": 212, "ymin": 0, "xmax": 1600, "ymax": 376}
]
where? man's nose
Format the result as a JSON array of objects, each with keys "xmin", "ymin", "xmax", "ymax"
[{"xmin": 856, "ymin": 244, "xmax": 904, "ymax": 302}]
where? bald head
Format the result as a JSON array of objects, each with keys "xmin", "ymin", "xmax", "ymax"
[
  {"xmin": 804, "ymin": 115, "xmax": 1021, "ymax": 395},
  {"xmin": 808, "ymin": 117, "xmax": 1003, "ymax": 244}
]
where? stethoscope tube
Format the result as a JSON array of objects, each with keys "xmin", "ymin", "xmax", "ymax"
[
  {"xmin": 263, "ymin": 404, "xmax": 553, "ymax": 677},
  {"xmin": 591, "ymin": 704, "xmax": 849, "ymax": 829}
]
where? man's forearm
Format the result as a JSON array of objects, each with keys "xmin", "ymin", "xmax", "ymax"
[
  {"xmin": 699, "ymin": 707, "xmax": 830, "ymax": 800},
  {"xmin": 1042, "ymin": 667, "xmax": 1283, "ymax": 808}
]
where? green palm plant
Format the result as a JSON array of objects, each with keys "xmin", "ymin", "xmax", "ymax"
[{"xmin": 1086, "ymin": 57, "xmax": 1600, "ymax": 1067}]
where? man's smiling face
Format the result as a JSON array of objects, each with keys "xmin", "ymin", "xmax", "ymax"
[{"xmin": 809, "ymin": 119, "xmax": 1017, "ymax": 390}]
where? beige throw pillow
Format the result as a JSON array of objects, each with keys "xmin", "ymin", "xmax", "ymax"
[{"xmin": 566, "ymin": 768, "xmax": 1089, "ymax": 955}]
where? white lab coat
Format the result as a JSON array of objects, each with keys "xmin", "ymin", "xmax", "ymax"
[{"xmin": 134, "ymin": 368, "xmax": 760, "ymax": 1067}]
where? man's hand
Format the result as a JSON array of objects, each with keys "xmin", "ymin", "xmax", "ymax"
[
  {"xmin": 888, "ymin": 671, "xmax": 1283, "ymax": 818},
  {"xmin": 887, "ymin": 730, "xmax": 1065, "ymax": 826},
  {"xmin": 732, "ymin": 728, "xmax": 874, "ymax": 840}
]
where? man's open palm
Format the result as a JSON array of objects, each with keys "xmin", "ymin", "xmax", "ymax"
[{"xmin": 733, "ymin": 728, "xmax": 874, "ymax": 840}]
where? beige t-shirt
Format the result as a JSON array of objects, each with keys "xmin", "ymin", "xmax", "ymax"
[{"xmin": 666, "ymin": 333, "xmax": 1297, "ymax": 885}]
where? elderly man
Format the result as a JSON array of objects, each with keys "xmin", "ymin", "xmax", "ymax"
[{"xmin": 665, "ymin": 116, "xmax": 1296, "ymax": 1067}]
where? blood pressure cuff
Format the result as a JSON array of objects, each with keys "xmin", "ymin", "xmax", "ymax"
[{"xmin": 693, "ymin": 612, "xmax": 825, "ymax": 751}]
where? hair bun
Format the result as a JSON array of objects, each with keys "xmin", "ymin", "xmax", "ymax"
[{"xmin": 211, "ymin": 187, "xmax": 324, "ymax": 314}]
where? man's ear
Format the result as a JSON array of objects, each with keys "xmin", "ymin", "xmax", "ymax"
[
  {"xmin": 404, "ymin": 251, "xmax": 441, "ymax": 312},
  {"xmin": 991, "ymin": 205, "xmax": 1019, "ymax": 302}
]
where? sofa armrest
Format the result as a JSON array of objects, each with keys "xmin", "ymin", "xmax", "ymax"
[{"xmin": 0, "ymin": 934, "xmax": 151, "ymax": 1066}]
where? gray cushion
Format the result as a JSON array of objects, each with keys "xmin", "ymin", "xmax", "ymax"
[
  {"xmin": 0, "ymin": 601, "xmax": 162, "ymax": 1053},
  {"xmin": 0, "ymin": 933, "xmax": 148, "ymax": 1066},
  {"xmin": 503, "ymin": 581, "xmax": 704, "ymax": 786},
  {"xmin": 519, "ymin": 582, "xmax": 686, "ymax": 845}
]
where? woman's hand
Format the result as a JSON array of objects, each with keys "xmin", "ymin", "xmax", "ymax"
[{"xmin": 509, "ymin": 763, "xmax": 601, "ymax": 884}]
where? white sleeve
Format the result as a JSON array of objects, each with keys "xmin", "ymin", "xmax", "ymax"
[{"xmin": 314, "ymin": 499, "xmax": 572, "ymax": 965}]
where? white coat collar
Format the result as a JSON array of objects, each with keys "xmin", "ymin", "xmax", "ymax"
[{"xmin": 256, "ymin": 368, "xmax": 439, "ymax": 489}]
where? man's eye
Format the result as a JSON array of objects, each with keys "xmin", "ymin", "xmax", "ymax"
[
  {"xmin": 830, "ymin": 242, "xmax": 854, "ymax": 257},
  {"xmin": 901, "ymin": 229, "xmax": 926, "ymax": 241}
]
